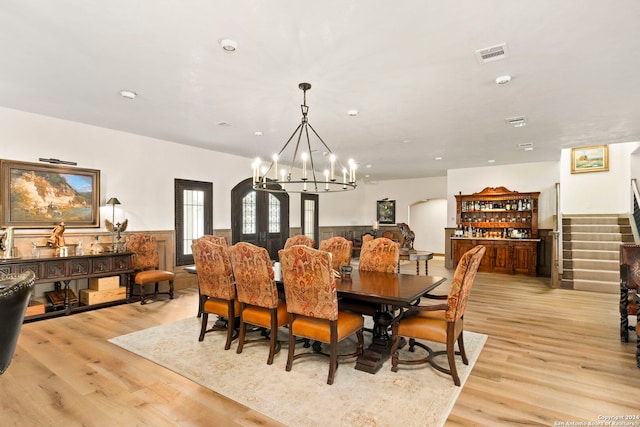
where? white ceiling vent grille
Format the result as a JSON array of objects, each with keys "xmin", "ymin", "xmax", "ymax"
[
  {"xmin": 518, "ymin": 142, "xmax": 534, "ymax": 149},
  {"xmin": 476, "ymin": 43, "xmax": 510, "ymax": 63},
  {"xmin": 505, "ymin": 115, "xmax": 526, "ymax": 127}
]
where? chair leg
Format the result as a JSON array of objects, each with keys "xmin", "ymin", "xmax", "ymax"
[
  {"xmin": 168, "ymin": 279, "xmax": 174, "ymax": 299},
  {"xmin": 286, "ymin": 315, "xmax": 296, "ymax": 372},
  {"xmin": 447, "ymin": 333, "xmax": 461, "ymax": 386},
  {"xmin": 224, "ymin": 305, "xmax": 235, "ymax": 351},
  {"xmin": 267, "ymin": 309, "xmax": 279, "ymax": 365},
  {"xmin": 139, "ymin": 282, "xmax": 146, "ymax": 305},
  {"xmin": 457, "ymin": 331, "xmax": 468, "ymax": 365},
  {"xmin": 327, "ymin": 322, "xmax": 338, "ymax": 385},
  {"xmin": 199, "ymin": 312, "xmax": 209, "ymax": 342},
  {"xmin": 236, "ymin": 314, "xmax": 247, "ymax": 355}
]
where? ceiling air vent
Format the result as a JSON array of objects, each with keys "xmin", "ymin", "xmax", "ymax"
[
  {"xmin": 505, "ymin": 116, "xmax": 526, "ymax": 127},
  {"xmin": 476, "ymin": 43, "xmax": 509, "ymax": 63}
]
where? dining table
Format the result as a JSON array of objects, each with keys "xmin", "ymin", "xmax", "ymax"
[
  {"xmin": 186, "ymin": 264, "xmax": 447, "ymax": 374},
  {"xmin": 335, "ymin": 270, "xmax": 446, "ymax": 373}
]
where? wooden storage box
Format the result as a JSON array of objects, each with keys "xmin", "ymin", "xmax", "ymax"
[
  {"xmin": 89, "ymin": 276, "xmax": 120, "ymax": 291},
  {"xmin": 45, "ymin": 289, "xmax": 79, "ymax": 308},
  {"xmin": 80, "ymin": 286, "xmax": 126, "ymax": 305},
  {"xmin": 25, "ymin": 299, "xmax": 46, "ymax": 316}
]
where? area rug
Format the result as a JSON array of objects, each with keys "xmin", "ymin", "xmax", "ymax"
[{"xmin": 109, "ymin": 317, "xmax": 486, "ymax": 427}]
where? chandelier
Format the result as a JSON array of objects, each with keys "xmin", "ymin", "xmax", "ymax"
[{"xmin": 252, "ymin": 83, "xmax": 357, "ymax": 193}]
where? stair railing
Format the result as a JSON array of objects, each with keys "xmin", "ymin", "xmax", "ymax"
[
  {"xmin": 631, "ymin": 179, "xmax": 640, "ymax": 243},
  {"xmin": 550, "ymin": 182, "xmax": 562, "ymax": 287}
]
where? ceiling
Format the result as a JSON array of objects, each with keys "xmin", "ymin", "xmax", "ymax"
[{"xmin": 2, "ymin": 1, "xmax": 640, "ymax": 182}]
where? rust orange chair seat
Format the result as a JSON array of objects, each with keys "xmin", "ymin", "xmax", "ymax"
[
  {"xmin": 127, "ymin": 233, "xmax": 175, "ymax": 305},
  {"xmin": 289, "ymin": 311, "xmax": 364, "ymax": 343},
  {"xmin": 391, "ymin": 245, "xmax": 486, "ymax": 386},
  {"xmin": 279, "ymin": 245, "xmax": 364, "ymax": 385}
]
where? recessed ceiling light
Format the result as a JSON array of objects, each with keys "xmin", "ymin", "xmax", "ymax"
[
  {"xmin": 435, "ymin": 156, "xmax": 443, "ymax": 160},
  {"xmin": 119, "ymin": 90, "xmax": 137, "ymax": 100},
  {"xmin": 217, "ymin": 121, "xmax": 231, "ymax": 127},
  {"xmin": 220, "ymin": 39, "xmax": 238, "ymax": 52},
  {"xmin": 488, "ymin": 159, "xmax": 496, "ymax": 163},
  {"xmin": 254, "ymin": 131, "xmax": 263, "ymax": 136},
  {"xmin": 495, "ymin": 75, "xmax": 512, "ymax": 85},
  {"xmin": 524, "ymin": 147, "xmax": 534, "ymax": 151},
  {"xmin": 347, "ymin": 110, "xmax": 358, "ymax": 116},
  {"xmin": 366, "ymin": 164, "xmax": 372, "ymax": 168}
]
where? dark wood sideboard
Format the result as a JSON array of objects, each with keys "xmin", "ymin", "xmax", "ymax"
[{"xmin": 0, "ymin": 252, "xmax": 133, "ymax": 321}]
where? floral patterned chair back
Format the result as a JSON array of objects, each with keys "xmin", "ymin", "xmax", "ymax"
[
  {"xmin": 198, "ymin": 235, "xmax": 227, "ymax": 247},
  {"xmin": 319, "ymin": 236, "xmax": 353, "ymax": 270},
  {"xmin": 278, "ymin": 245, "xmax": 338, "ymax": 321},
  {"xmin": 229, "ymin": 242, "xmax": 279, "ymax": 309},
  {"xmin": 358, "ymin": 237, "xmax": 399, "ymax": 273},
  {"xmin": 446, "ymin": 245, "xmax": 486, "ymax": 322},
  {"xmin": 191, "ymin": 239, "xmax": 235, "ymax": 300},
  {"xmin": 361, "ymin": 233, "xmax": 374, "ymax": 244},
  {"xmin": 127, "ymin": 233, "xmax": 160, "ymax": 271},
  {"xmin": 284, "ymin": 234, "xmax": 315, "ymax": 249}
]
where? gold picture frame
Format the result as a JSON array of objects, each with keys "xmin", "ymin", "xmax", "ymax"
[
  {"xmin": 571, "ymin": 145, "xmax": 609, "ymax": 174},
  {"xmin": 1, "ymin": 159, "xmax": 100, "ymax": 228}
]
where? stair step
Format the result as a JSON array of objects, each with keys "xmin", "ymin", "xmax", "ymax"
[
  {"xmin": 563, "ymin": 215, "xmax": 629, "ymax": 226},
  {"xmin": 563, "ymin": 249, "xmax": 619, "ymax": 260},
  {"xmin": 563, "ymin": 259, "xmax": 619, "ymax": 271},
  {"xmin": 562, "ymin": 232, "xmax": 632, "ymax": 242},
  {"xmin": 561, "ymin": 279, "xmax": 619, "ymax": 293},
  {"xmin": 563, "ymin": 240, "xmax": 624, "ymax": 251},
  {"xmin": 563, "ymin": 268, "xmax": 619, "ymax": 281}
]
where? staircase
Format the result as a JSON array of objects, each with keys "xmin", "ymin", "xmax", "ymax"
[{"xmin": 561, "ymin": 214, "xmax": 635, "ymax": 293}]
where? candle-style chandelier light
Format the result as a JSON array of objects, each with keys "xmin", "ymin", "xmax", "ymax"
[{"xmin": 252, "ymin": 83, "xmax": 357, "ymax": 193}]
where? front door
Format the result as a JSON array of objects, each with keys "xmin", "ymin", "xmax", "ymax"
[{"xmin": 231, "ymin": 178, "xmax": 289, "ymax": 259}]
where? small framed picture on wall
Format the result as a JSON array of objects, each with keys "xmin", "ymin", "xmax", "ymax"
[
  {"xmin": 571, "ymin": 145, "xmax": 609, "ymax": 174},
  {"xmin": 376, "ymin": 200, "xmax": 396, "ymax": 224}
]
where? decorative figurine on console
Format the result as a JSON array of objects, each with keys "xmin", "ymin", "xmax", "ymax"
[
  {"xmin": 0, "ymin": 226, "xmax": 16, "ymax": 259},
  {"xmin": 105, "ymin": 218, "xmax": 128, "ymax": 252},
  {"xmin": 397, "ymin": 222, "xmax": 415, "ymax": 253},
  {"xmin": 46, "ymin": 222, "xmax": 66, "ymax": 249}
]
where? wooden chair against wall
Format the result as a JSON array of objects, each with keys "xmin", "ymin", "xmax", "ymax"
[{"xmin": 127, "ymin": 233, "xmax": 175, "ymax": 305}]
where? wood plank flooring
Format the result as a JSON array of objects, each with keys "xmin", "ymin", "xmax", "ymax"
[{"xmin": 1, "ymin": 258, "xmax": 639, "ymax": 426}]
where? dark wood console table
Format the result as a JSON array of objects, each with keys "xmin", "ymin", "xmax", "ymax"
[{"xmin": 0, "ymin": 252, "xmax": 133, "ymax": 321}]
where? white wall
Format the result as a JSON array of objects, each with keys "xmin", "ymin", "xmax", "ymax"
[
  {"xmin": 447, "ymin": 161, "xmax": 560, "ymax": 229},
  {"xmin": 560, "ymin": 142, "xmax": 640, "ymax": 214},
  {"xmin": 409, "ymin": 199, "xmax": 447, "ymax": 253}
]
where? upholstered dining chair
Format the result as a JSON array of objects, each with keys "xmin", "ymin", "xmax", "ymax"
[
  {"xmin": 361, "ymin": 233, "xmax": 374, "ymax": 245},
  {"xmin": 0, "ymin": 271, "xmax": 35, "ymax": 375},
  {"xmin": 194, "ymin": 235, "xmax": 228, "ymax": 316},
  {"xmin": 278, "ymin": 245, "xmax": 364, "ymax": 385},
  {"xmin": 228, "ymin": 242, "xmax": 288, "ymax": 364},
  {"xmin": 284, "ymin": 234, "xmax": 315, "ymax": 249},
  {"xmin": 390, "ymin": 245, "xmax": 486, "ymax": 386},
  {"xmin": 358, "ymin": 237, "xmax": 400, "ymax": 273},
  {"xmin": 319, "ymin": 236, "xmax": 353, "ymax": 270},
  {"xmin": 127, "ymin": 233, "xmax": 175, "ymax": 305},
  {"xmin": 191, "ymin": 239, "xmax": 239, "ymax": 350}
]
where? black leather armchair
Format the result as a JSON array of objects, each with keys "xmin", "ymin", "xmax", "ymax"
[{"xmin": 0, "ymin": 271, "xmax": 35, "ymax": 374}]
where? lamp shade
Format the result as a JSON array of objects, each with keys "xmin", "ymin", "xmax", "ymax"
[{"xmin": 106, "ymin": 197, "xmax": 121, "ymax": 206}]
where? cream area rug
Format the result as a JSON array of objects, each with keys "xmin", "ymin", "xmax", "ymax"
[{"xmin": 109, "ymin": 317, "xmax": 486, "ymax": 427}]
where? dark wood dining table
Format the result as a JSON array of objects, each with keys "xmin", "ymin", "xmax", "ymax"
[
  {"xmin": 335, "ymin": 270, "xmax": 446, "ymax": 373},
  {"xmin": 186, "ymin": 264, "xmax": 446, "ymax": 374}
]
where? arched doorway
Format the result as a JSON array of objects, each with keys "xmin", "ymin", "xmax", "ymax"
[{"xmin": 231, "ymin": 178, "xmax": 289, "ymax": 259}]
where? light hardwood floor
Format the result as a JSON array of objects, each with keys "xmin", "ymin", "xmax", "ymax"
[{"xmin": 2, "ymin": 258, "xmax": 639, "ymax": 426}]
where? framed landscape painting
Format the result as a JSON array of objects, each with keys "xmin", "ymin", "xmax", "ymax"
[
  {"xmin": 571, "ymin": 145, "xmax": 609, "ymax": 174},
  {"xmin": 0, "ymin": 159, "xmax": 100, "ymax": 228},
  {"xmin": 377, "ymin": 200, "xmax": 396, "ymax": 224}
]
